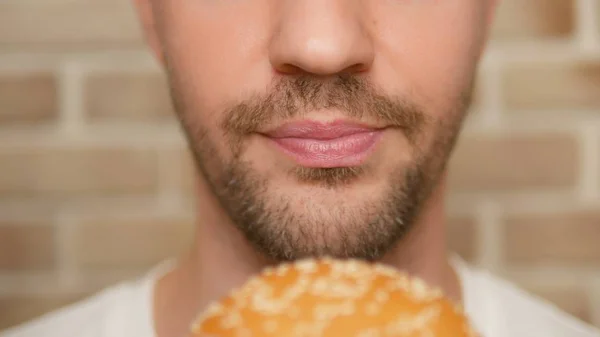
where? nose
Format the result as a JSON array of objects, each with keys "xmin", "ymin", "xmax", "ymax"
[{"xmin": 269, "ymin": 1, "xmax": 375, "ymax": 76}]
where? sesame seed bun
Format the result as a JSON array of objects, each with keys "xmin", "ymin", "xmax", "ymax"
[{"xmin": 189, "ymin": 257, "xmax": 476, "ymax": 337}]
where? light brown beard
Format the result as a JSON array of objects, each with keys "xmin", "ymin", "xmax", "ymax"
[{"xmin": 168, "ymin": 72, "xmax": 474, "ymax": 262}]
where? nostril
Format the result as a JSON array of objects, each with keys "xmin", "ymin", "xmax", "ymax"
[
  {"xmin": 274, "ymin": 63, "xmax": 304, "ymax": 75},
  {"xmin": 273, "ymin": 62, "xmax": 370, "ymax": 77},
  {"xmin": 344, "ymin": 63, "xmax": 370, "ymax": 74}
]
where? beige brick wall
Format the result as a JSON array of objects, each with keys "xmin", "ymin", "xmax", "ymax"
[{"xmin": 1, "ymin": 0, "xmax": 600, "ymax": 331}]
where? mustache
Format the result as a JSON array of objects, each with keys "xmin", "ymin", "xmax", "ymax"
[{"xmin": 221, "ymin": 74, "xmax": 428, "ymax": 142}]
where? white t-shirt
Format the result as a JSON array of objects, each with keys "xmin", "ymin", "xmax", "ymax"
[{"xmin": 2, "ymin": 258, "xmax": 599, "ymax": 337}]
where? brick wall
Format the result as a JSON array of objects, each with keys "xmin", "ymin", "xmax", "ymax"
[{"xmin": 1, "ymin": 0, "xmax": 600, "ymax": 331}]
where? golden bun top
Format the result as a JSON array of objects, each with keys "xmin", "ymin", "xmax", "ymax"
[{"xmin": 190, "ymin": 257, "xmax": 477, "ymax": 337}]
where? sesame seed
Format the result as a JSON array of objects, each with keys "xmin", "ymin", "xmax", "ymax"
[
  {"xmin": 220, "ymin": 310, "xmax": 242, "ymax": 329},
  {"xmin": 275, "ymin": 265, "xmax": 289, "ymax": 276},
  {"xmin": 374, "ymin": 290, "xmax": 389, "ymax": 303},
  {"xmin": 295, "ymin": 259, "xmax": 318, "ymax": 273},
  {"xmin": 365, "ymin": 303, "xmax": 380, "ymax": 316},
  {"xmin": 385, "ymin": 304, "xmax": 442, "ymax": 335}
]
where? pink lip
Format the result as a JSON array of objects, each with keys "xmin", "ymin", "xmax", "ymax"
[{"xmin": 263, "ymin": 121, "xmax": 384, "ymax": 168}]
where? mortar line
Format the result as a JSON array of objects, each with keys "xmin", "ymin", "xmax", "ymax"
[
  {"xmin": 58, "ymin": 62, "xmax": 84, "ymax": 136},
  {"xmin": 475, "ymin": 200, "xmax": 503, "ymax": 273},
  {"xmin": 575, "ymin": 0, "xmax": 600, "ymax": 51},
  {"xmin": 577, "ymin": 124, "xmax": 600, "ymax": 204},
  {"xmin": 477, "ymin": 54, "xmax": 503, "ymax": 129},
  {"xmin": 55, "ymin": 212, "xmax": 80, "ymax": 290}
]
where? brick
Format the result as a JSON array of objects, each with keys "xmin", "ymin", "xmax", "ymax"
[
  {"xmin": 505, "ymin": 211, "xmax": 600, "ymax": 266},
  {"xmin": 85, "ymin": 73, "xmax": 175, "ymax": 121},
  {"xmin": 0, "ymin": 293, "xmax": 87, "ymax": 330},
  {"xmin": 521, "ymin": 284, "xmax": 591, "ymax": 323},
  {"xmin": 0, "ymin": 148, "xmax": 158, "ymax": 197},
  {"xmin": 0, "ymin": 1, "xmax": 142, "ymax": 49},
  {"xmin": 447, "ymin": 134, "xmax": 578, "ymax": 192},
  {"xmin": 491, "ymin": 0, "xmax": 574, "ymax": 40},
  {"xmin": 0, "ymin": 225, "xmax": 55, "ymax": 270},
  {"xmin": 503, "ymin": 61, "xmax": 600, "ymax": 111},
  {"xmin": 72, "ymin": 219, "xmax": 194, "ymax": 270},
  {"xmin": 0, "ymin": 73, "xmax": 58, "ymax": 125},
  {"xmin": 447, "ymin": 217, "xmax": 478, "ymax": 262}
]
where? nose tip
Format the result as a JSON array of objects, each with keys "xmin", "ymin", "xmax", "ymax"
[
  {"xmin": 269, "ymin": 2, "xmax": 374, "ymax": 76},
  {"xmin": 275, "ymin": 37, "xmax": 373, "ymax": 75}
]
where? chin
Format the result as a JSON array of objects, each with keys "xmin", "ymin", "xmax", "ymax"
[{"xmin": 273, "ymin": 170, "xmax": 387, "ymax": 204}]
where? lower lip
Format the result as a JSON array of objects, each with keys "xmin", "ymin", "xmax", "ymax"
[{"xmin": 267, "ymin": 131, "xmax": 384, "ymax": 168}]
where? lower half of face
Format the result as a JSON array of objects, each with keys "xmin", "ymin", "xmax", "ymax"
[
  {"xmin": 178, "ymin": 90, "xmax": 468, "ymax": 261},
  {"xmin": 160, "ymin": 0, "xmax": 486, "ymax": 261}
]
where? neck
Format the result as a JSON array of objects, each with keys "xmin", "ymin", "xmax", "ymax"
[
  {"xmin": 153, "ymin": 173, "xmax": 459, "ymax": 337},
  {"xmin": 380, "ymin": 175, "xmax": 461, "ymax": 304}
]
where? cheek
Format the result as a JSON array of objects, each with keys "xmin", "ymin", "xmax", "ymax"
[
  {"xmin": 161, "ymin": 1, "xmax": 273, "ymax": 129},
  {"xmin": 371, "ymin": 1, "xmax": 482, "ymax": 119}
]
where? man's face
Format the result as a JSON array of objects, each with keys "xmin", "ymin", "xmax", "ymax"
[{"xmin": 137, "ymin": 0, "xmax": 495, "ymax": 261}]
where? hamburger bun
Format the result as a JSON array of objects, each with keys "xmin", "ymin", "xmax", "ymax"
[{"xmin": 189, "ymin": 257, "xmax": 476, "ymax": 337}]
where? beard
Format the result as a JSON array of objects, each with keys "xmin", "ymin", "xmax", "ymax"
[{"xmin": 169, "ymin": 73, "xmax": 472, "ymax": 262}]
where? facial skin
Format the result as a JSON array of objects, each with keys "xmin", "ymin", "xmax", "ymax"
[{"xmin": 137, "ymin": 0, "xmax": 494, "ymax": 262}]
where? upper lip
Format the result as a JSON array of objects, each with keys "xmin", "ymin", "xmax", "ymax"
[{"xmin": 263, "ymin": 120, "xmax": 382, "ymax": 140}]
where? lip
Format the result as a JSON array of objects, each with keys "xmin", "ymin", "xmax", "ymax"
[
  {"xmin": 262, "ymin": 120, "xmax": 385, "ymax": 168},
  {"xmin": 265, "ymin": 120, "xmax": 380, "ymax": 140}
]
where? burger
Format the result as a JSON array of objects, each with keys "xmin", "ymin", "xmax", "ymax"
[{"xmin": 189, "ymin": 257, "xmax": 477, "ymax": 336}]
